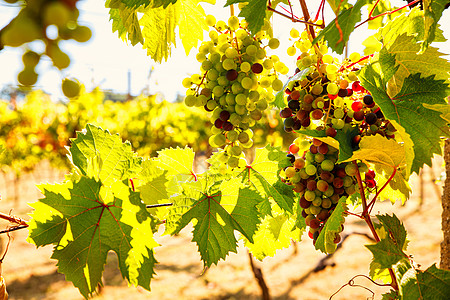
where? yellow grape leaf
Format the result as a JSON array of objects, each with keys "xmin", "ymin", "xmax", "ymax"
[
  {"xmin": 141, "ymin": 0, "xmax": 207, "ymax": 62},
  {"xmin": 343, "ymin": 135, "xmax": 411, "ymax": 203},
  {"xmin": 177, "ymin": 0, "xmax": 208, "ymax": 55},
  {"xmin": 141, "ymin": 4, "xmax": 178, "ymax": 62}
]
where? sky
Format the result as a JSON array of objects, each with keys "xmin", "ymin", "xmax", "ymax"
[{"xmin": 0, "ymin": 1, "xmax": 449, "ymax": 102}]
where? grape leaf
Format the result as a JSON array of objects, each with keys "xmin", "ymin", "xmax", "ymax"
[
  {"xmin": 120, "ymin": 0, "xmax": 151, "ymax": 8},
  {"xmin": 69, "ymin": 124, "xmax": 142, "ymax": 186},
  {"xmin": 299, "ymin": 125, "xmax": 360, "ymax": 163},
  {"xmin": 273, "ymin": 68, "xmax": 311, "ymax": 109},
  {"xmin": 176, "ymin": 0, "xmax": 208, "ymax": 55},
  {"xmin": 225, "ymin": 0, "xmax": 267, "ymax": 34},
  {"xmin": 140, "ymin": 0, "xmax": 207, "ymax": 62},
  {"xmin": 376, "ymin": 7, "xmax": 447, "ymax": 49},
  {"xmin": 135, "ymin": 159, "xmax": 170, "ymax": 220},
  {"xmin": 28, "ymin": 177, "xmax": 158, "ymax": 298},
  {"xmin": 173, "ymin": 179, "xmax": 262, "ymax": 267},
  {"xmin": 315, "ymin": 196, "xmax": 347, "ymax": 254},
  {"xmin": 402, "ymin": 264, "xmax": 450, "ymax": 300},
  {"xmin": 245, "ymin": 202, "xmax": 300, "ymax": 260},
  {"xmin": 378, "ymin": 34, "xmax": 450, "ymax": 96},
  {"xmin": 342, "ymin": 135, "xmax": 411, "ymax": 204},
  {"xmin": 154, "ymin": 146, "xmax": 196, "ymax": 180},
  {"xmin": 237, "ymin": 145, "xmax": 294, "ymax": 213},
  {"xmin": 381, "ymin": 289, "xmax": 399, "ymax": 300},
  {"xmin": 120, "ymin": 0, "xmax": 177, "ymax": 8},
  {"xmin": 366, "ymin": 214, "xmax": 409, "ymax": 270},
  {"xmin": 313, "ymin": 0, "xmax": 371, "ymax": 55},
  {"xmin": 422, "ymin": 0, "xmax": 448, "ymax": 50},
  {"xmin": 107, "ymin": 1, "xmax": 144, "ymax": 46},
  {"xmin": 326, "ymin": 0, "xmax": 349, "ymax": 14},
  {"xmin": 358, "ymin": 62, "xmax": 450, "ymax": 174}
]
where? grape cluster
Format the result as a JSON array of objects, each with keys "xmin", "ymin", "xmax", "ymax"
[
  {"xmin": 0, "ymin": 0, "xmax": 90, "ymax": 94},
  {"xmin": 278, "ymin": 29, "xmax": 396, "ymax": 144},
  {"xmin": 183, "ymin": 16, "xmax": 288, "ymax": 167},
  {"xmin": 282, "ymin": 138, "xmax": 369, "ymax": 247}
]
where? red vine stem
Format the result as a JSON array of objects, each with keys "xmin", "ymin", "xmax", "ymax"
[
  {"xmin": 334, "ymin": 0, "xmax": 344, "ymax": 45},
  {"xmin": 353, "ymin": 161, "xmax": 399, "ymax": 291},
  {"xmin": 368, "ymin": 0, "xmax": 381, "ymax": 18},
  {"xmin": 366, "ymin": 167, "xmax": 397, "ymax": 215},
  {"xmin": 355, "ymin": 0, "xmax": 421, "ymax": 29},
  {"xmin": 339, "ymin": 54, "xmax": 374, "ymax": 72}
]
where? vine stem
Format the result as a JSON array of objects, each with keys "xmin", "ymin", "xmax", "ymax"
[
  {"xmin": 365, "ymin": 167, "xmax": 397, "ymax": 215},
  {"xmin": 266, "ymin": 6, "xmax": 323, "ymax": 27},
  {"xmin": 355, "ymin": 0, "xmax": 421, "ymax": 29},
  {"xmin": 352, "ymin": 161, "xmax": 399, "ymax": 291},
  {"xmin": 298, "ymin": 0, "xmax": 316, "ymax": 39},
  {"xmin": 338, "ymin": 54, "xmax": 374, "ymax": 72},
  {"xmin": 0, "ymin": 211, "xmax": 28, "ymax": 226}
]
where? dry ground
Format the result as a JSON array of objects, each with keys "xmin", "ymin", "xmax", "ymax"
[{"xmin": 0, "ymin": 159, "xmax": 445, "ymax": 300}]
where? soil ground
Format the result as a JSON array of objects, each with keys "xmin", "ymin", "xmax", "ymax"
[{"xmin": 0, "ymin": 159, "xmax": 445, "ymax": 300}]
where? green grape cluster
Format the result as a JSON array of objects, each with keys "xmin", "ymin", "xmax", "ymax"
[
  {"xmin": 1, "ymin": 0, "xmax": 91, "ymax": 88},
  {"xmin": 281, "ymin": 138, "xmax": 367, "ymax": 251},
  {"xmin": 183, "ymin": 15, "xmax": 288, "ymax": 167},
  {"xmin": 278, "ymin": 28, "xmax": 396, "ymax": 144}
]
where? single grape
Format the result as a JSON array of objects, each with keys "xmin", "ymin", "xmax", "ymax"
[
  {"xmin": 311, "ymin": 109, "xmax": 323, "ymax": 120},
  {"xmin": 365, "ymin": 112, "xmax": 378, "ymax": 125},
  {"xmin": 61, "ymin": 78, "xmax": 80, "ymax": 97},
  {"xmin": 317, "ymin": 180, "xmax": 329, "ymax": 192},
  {"xmin": 353, "ymin": 110, "xmax": 365, "ymax": 121},
  {"xmin": 251, "ymin": 63, "xmax": 263, "ymax": 74},
  {"xmin": 344, "ymin": 164, "xmax": 358, "ymax": 176},
  {"xmin": 305, "ymin": 164, "xmax": 317, "ymax": 176},
  {"xmin": 363, "ymin": 94, "xmax": 374, "ymax": 106},
  {"xmin": 268, "ymin": 38, "xmax": 280, "ymax": 49},
  {"xmin": 351, "ymin": 101, "xmax": 363, "ymax": 112},
  {"xmin": 321, "ymin": 159, "xmax": 334, "ymax": 172}
]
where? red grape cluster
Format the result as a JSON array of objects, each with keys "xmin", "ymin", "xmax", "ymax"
[{"xmin": 281, "ymin": 138, "xmax": 367, "ymax": 245}]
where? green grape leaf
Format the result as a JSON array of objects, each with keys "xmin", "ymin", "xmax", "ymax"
[
  {"xmin": 422, "ymin": 0, "xmax": 448, "ymax": 50},
  {"xmin": 342, "ymin": 135, "xmax": 411, "ymax": 204},
  {"xmin": 299, "ymin": 125, "xmax": 360, "ymax": 163},
  {"xmin": 402, "ymin": 264, "xmax": 450, "ymax": 300},
  {"xmin": 107, "ymin": 1, "xmax": 144, "ymax": 46},
  {"xmin": 326, "ymin": 0, "xmax": 349, "ymax": 14},
  {"xmin": 423, "ymin": 103, "xmax": 450, "ymax": 124},
  {"xmin": 315, "ymin": 196, "xmax": 347, "ymax": 254},
  {"xmin": 381, "ymin": 290, "xmax": 399, "ymax": 300},
  {"xmin": 69, "ymin": 124, "xmax": 142, "ymax": 187},
  {"xmin": 28, "ymin": 177, "xmax": 158, "ymax": 298},
  {"xmin": 379, "ymin": 34, "xmax": 450, "ymax": 96},
  {"xmin": 238, "ymin": 145, "xmax": 294, "ymax": 213},
  {"xmin": 120, "ymin": 0, "xmax": 151, "ymax": 8},
  {"xmin": 245, "ymin": 202, "xmax": 300, "ymax": 260},
  {"xmin": 173, "ymin": 179, "xmax": 262, "ymax": 267},
  {"xmin": 366, "ymin": 214, "xmax": 409, "ymax": 270},
  {"xmin": 119, "ymin": 0, "xmax": 178, "ymax": 8},
  {"xmin": 358, "ymin": 62, "xmax": 450, "ymax": 174},
  {"xmin": 313, "ymin": 0, "xmax": 371, "ymax": 55},
  {"xmin": 376, "ymin": 7, "xmax": 446, "ymax": 50},
  {"xmin": 273, "ymin": 68, "xmax": 311, "ymax": 109},
  {"xmin": 225, "ymin": 0, "xmax": 267, "ymax": 34}
]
